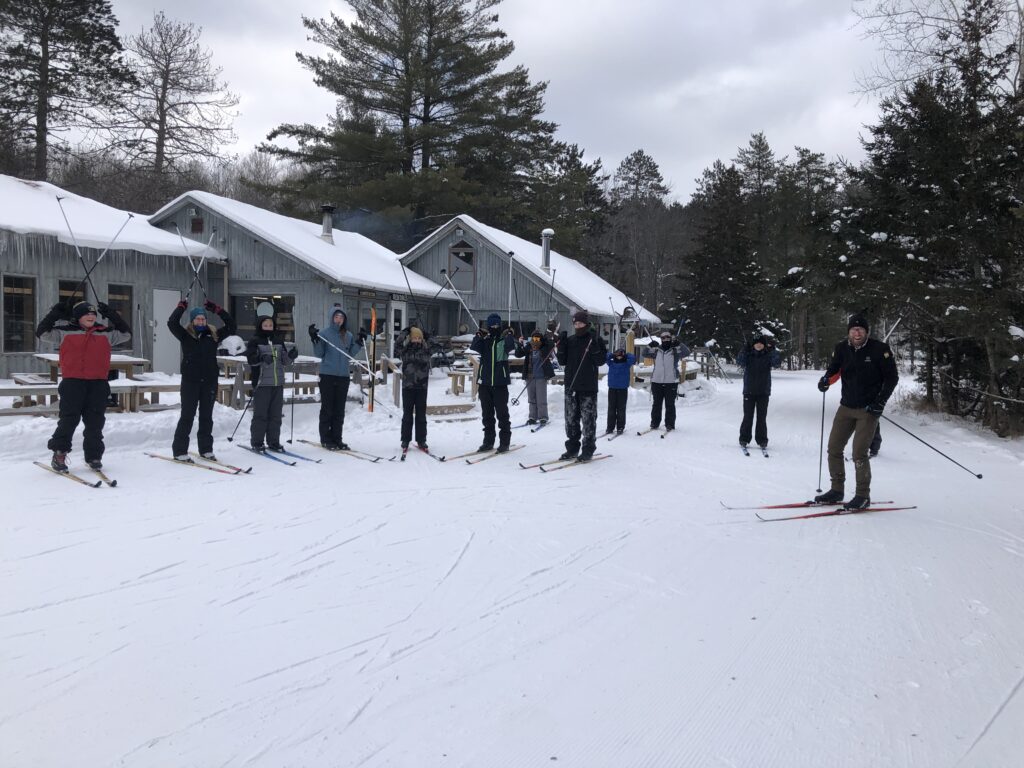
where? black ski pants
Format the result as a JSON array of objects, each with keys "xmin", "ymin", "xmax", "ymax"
[
  {"xmin": 318, "ymin": 374, "xmax": 350, "ymax": 446},
  {"xmin": 173, "ymin": 377, "xmax": 218, "ymax": 456},
  {"xmin": 479, "ymin": 384, "xmax": 511, "ymax": 448},
  {"xmin": 606, "ymin": 388, "xmax": 628, "ymax": 433},
  {"xmin": 48, "ymin": 378, "xmax": 109, "ymax": 460},
  {"xmin": 401, "ymin": 386, "xmax": 428, "ymax": 445},
  {"xmin": 650, "ymin": 382, "xmax": 678, "ymax": 429},
  {"xmin": 250, "ymin": 387, "xmax": 284, "ymax": 448},
  {"xmin": 739, "ymin": 394, "xmax": 770, "ymax": 447}
]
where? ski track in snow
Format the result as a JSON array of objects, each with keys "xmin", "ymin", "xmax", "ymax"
[{"xmin": 2, "ymin": 369, "xmax": 1023, "ymax": 767}]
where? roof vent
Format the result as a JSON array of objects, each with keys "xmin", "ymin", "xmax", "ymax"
[
  {"xmin": 320, "ymin": 204, "xmax": 336, "ymax": 245},
  {"xmin": 540, "ymin": 228, "xmax": 554, "ymax": 272}
]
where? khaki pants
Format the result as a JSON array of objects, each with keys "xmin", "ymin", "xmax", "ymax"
[{"xmin": 827, "ymin": 404, "xmax": 880, "ymax": 497}]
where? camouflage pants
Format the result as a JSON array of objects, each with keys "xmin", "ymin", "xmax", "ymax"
[{"xmin": 564, "ymin": 391, "xmax": 598, "ymax": 455}]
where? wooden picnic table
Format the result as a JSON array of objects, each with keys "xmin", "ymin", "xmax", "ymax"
[{"xmin": 34, "ymin": 353, "xmax": 151, "ymax": 382}]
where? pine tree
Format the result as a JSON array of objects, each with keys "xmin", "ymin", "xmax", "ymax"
[{"xmin": 0, "ymin": 0, "xmax": 134, "ymax": 179}]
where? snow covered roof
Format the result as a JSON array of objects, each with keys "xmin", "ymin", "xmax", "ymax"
[
  {"xmin": 151, "ymin": 191, "xmax": 452, "ymax": 299},
  {"xmin": 0, "ymin": 174, "xmax": 218, "ymax": 260},
  {"xmin": 403, "ymin": 215, "xmax": 659, "ymax": 323}
]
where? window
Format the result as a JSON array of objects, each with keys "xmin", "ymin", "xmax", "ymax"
[
  {"xmin": 3, "ymin": 275, "xmax": 36, "ymax": 352},
  {"xmin": 107, "ymin": 284, "xmax": 134, "ymax": 349},
  {"xmin": 58, "ymin": 279, "xmax": 87, "ymax": 308},
  {"xmin": 190, "ymin": 216, "xmax": 204, "ymax": 234},
  {"xmin": 448, "ymin": 242, "xmax": 476, "ymax": 293},
  {"xmin": 232, "ymin": 295, "xmax": 295, "ymax": 341}
]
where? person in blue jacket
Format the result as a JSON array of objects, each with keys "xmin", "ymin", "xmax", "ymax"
[
  {"xmin": 605, "ymin": 347, "xmax": 636, "ymax": 434},
  {"xmin": 470, "ymin": 313, "xmax": 517, "ymax": 452},
  {"xmin": 737, "ymin": 333, "xmax": 781, "ymax": 449},
  {"xmin": 308, "ymin": 306, "xmax": 366, "ymax": 450}
]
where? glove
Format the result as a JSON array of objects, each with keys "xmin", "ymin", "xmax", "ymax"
[
  {"xmin": 308, "ymin": 324, "xmax": 319, "ymax": 343},
  {"xmin": 357, "ymin": 329, "xmax": 367, "ymax": 344},
  {"xmin": 177, "ymin": 300, "xmax": 188, "ymax": 310},
  {"xmin": 866, "ymin": 401, "xmax": 884, "ymax": 416},
  {"xmin": 817, "ymin": 376, "xmax": 830, "ymax": 393},
  {"xmin": 97, "ymin": 301, "xmax": 111, "ymax": 317},
  {"xmin": 649, "ymin": 339, "xmax": 660, "ymax": 348},
  {"xmin": 49, "ymin": 301, "xmax": 70, "ymax": 319},
  {"xmin": 504, "ymin": 327, "xmax": 515, "ymax": 336},
  {"xmin": 287, "ymin": 345, "xmax": 299, "ymax": 360},
  {"xmin": 476, "ymin": 327, "xmax": 488, "ymax": 338},
  {"xmin": 204, "ymin": 299, "xmax": 222, "ymax": 314}
]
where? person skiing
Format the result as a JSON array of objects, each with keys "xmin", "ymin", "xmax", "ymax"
[
  {"xmin": 737, "ymin": 333, "xmax": 782, "ymax": 450},
  {"xmin": 643, "ymin": 330, "xmax": 691, "ymax": 431},
  {"xmin": 35, "ymin": 300, "xmax": 132, "ymax": 471},
  {"xmin": 515, "ymin": 329, "xmax": 555, "ymax": 424},
  {"xmin": 245, "ymin": 315, "xmax": 298, "ymax": 452},
  {"xmin": 814, "ymin": 314, "xmax": 899, "ymax": 510},
  {"xmin": 470, "ymin": 313, "xmax": 517, "ymax": 452},
  {"xmin": 605, "ymin": 347, "xmax": 636, "ymax": 434},
  {"xmin": 396, "ymin": 325, "xmax": 432, "ymax": 450},
  {"xmin": 557, "ymin": 310, "xmax": 607, "ymax": 461},
  {"xmin": 309, "ymin": 306, "xmax": 366, "ymax": 450},
  {"xmin": 168, "ymin": 298, "xmax": 236, "ymax": 461}
]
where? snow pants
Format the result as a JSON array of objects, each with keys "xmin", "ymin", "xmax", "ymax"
[
  {"xmin": 251, "ymin": 386, "xmax": 284, "ymax": 448},
  {"xmin": 318, "ymin": 374, "xmax": 350, "ymax": 446},
  {"xmin": 526, "ymin": 377, "xmax": 549, "ymax": 421},
  {"xmin": 48, "ymin": 378, "xmax": 109, "ymax": 461},
  {"xmin": 172, "ymin": 377, "xmax": 218, "ymax": 456},
  {"xmin": 606, "ymin": 388, "xmax": 628, "ymax": 433},
  {"xmin": 479, "ymin": 385, "xmax": 511, "ymax": 448},
  {"xmin": 565, "ymin": 390, "xmax": 598, "ymax": 456},
  {"xmin": 401, "ymin": 386, "xmax": 428, "ymax": 446},
  {"xmin": 650, "ymin": 382, "xmax": 677, "ymax": 429},
  {"xmin": 827, "ymin": 404, "xmax": 880, "ymax": 497},
  {"xmin": 739, "ymin": 394, "xmax": 769, "ymax": 447}
]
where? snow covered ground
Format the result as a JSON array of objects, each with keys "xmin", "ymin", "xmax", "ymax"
[{"xmin": 2, "ymin": 367, "xmax": 1022, "ymax": 767}]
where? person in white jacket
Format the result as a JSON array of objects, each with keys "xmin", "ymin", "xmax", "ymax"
[{"xmin": 642, "ymin": 330, "xmax": 690, "ymax": 430}]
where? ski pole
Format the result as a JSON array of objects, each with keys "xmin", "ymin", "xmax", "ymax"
[
  {"xmin": 288, "ymin": 369, "xmax": 296, "ymax": 444},
  {"xmin": 816, "ymin": 390, "xmax": 826, "ymax": 492},
  {"xmin": 881, "ymin": 414, "xmax": 983, "ymax": 479},
  {"xmin": 431, "ymin": 267, "xmax": 458, "ymax": 301},
  {"xmin": 400, "ymin": 261, "xmax": 427, "ymax": 329},
  {"xmin": 440, "ymin": 269, "xmax": 477, "ymax": 323},
  {"xmin": 69, "ymin": 211, "xmax": 134, "ymax": 301},
  {"xmin": 56, "ymin": 196, "xmax": 102, "ymax": 304},
  {"xmin": 511, "ymin": 341, "xmax": 560, "ymax": 406},
  {"xmin": 174, "ymin": 223, "xmax": 210, "ymax": 301},
  {"xmin": 316, "ymin": 333, "xmax": 372, "ymax": 374},
  {"xmin": 226, "ymin": 393, "xmax": 254, "ymax": 442}
]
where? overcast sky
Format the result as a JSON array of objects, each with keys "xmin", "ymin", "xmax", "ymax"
[{"xmin": 109, "ymin": 0, "xmax": 881, "ymax": 201}]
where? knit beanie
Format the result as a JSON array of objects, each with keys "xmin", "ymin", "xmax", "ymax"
[
  {"xmin": 73, "ymin": 301, "xmax": 97, "ymax": 320},
  {"xmin": 409, "ymin": 327, "xmax": 424, "ymax": 342},
  {"xmin": 189, "ymin": 307, "xmax": 207, "ymax": 322},
  {"xmin": 486, "ymin": 313, "xmax": 502, "ymax": 328},
  {"xmin": 572, "ymin": 309, "xmax": 589, "ymax": 324},
  {"xmin": 847, "ymin": 314, "xmax": 869, "ymax": 332}
]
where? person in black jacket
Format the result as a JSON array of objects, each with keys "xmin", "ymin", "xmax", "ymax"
[
  {"xmin": 470, "ymin": 313, "xmax": 517, "ymax": 452},
  {"xmin": 514, "ymin": 329, "xmax": 555, "ymax": 424},
  {"xmin": 396, "ymin": 326, "xmax": 432, "ymax": 450},
  {"xmin": 737, "ymin": 334, "xmax": 781, "ymax": 449},
  {"xmin": 556, "ymin": 309, "xmax": 607, "ymax": 461},
  {"xmin": 814, "ymin": 314, "xmax": 899, "ymax": 510},
  {"xmin": 168, "ymin": 299, "xmax": 235, "ymax": 461}
]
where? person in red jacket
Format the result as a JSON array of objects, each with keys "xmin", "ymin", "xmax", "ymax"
[{"xmin": 36, "ymin": 300, "xmax": 132, "ymax": 471}]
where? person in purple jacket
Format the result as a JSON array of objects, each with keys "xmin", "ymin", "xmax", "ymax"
[{"xmin": 604, "ymin": 347, "xmax": 636, "ymax": 434}]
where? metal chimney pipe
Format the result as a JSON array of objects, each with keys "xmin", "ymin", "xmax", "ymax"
[
  {"xmin": 320, "ymin": 204, "xmax": 336, "ymax": 244},
  {"xmin": 541, "ymin": 228, "xmax": 554, "ymax": 272}
]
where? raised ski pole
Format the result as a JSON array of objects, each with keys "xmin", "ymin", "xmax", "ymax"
[
  {"xmin": 816, "ymin": 390, "xmax": 826, "ymax": 492},
  {"xmin": 881, "ymin": 414, "xmax": 983, "ymax": 479},
  {"xmin": 68, "ymin": 211, "xmax": 134, "ymax": 302},
  {"xmin": 400, "ymin": 261, "xmax": 427, "ymax": 329},
  {"xmin": 56, "ymin": 195, "xmax": 102, "ymax": 304},
  {"xmin": 174, "ymin": 223, "xmax": 211, "ymax": 301}
]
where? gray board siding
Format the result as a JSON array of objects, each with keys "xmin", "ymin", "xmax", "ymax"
[
  {"xmin": 405, "ymin": 226, "xmax": 620, "ymax": 335},
  {"xmin": 0, "ymin": 229, "xmax": 210, "ymax": 378},
  {"xmin": 156, "ymin": 205, "xmax": 458, "ymax": 356}
]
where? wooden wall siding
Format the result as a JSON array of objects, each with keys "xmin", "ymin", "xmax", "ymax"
[
  {"xmin": 0, "ymin": 229, "xmax": 209, "ymax": 378},
  {"xmin": 405, "ymin": 227, "xmax": 619, "ymax": 334}
]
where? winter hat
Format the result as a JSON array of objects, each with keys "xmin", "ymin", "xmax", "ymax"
[
  {"xmin": 409, "ymin": 326, "xmax": 424, "ymax": 342},
  {"xmin": 257, "ymin": 315, "xmax": 275, "ymax": 332},
  {"xmin": 847, "ymin": 314, "xmax": 869, "ymax": 332},
  {"xmin": 613, "ymin": 347, "xmax": 627, "ymax": 357},
  {"xmin": 73, "ymin": 301, "xmax": 97, "ymax": 320},
  {"xmin": 572, "ymin": 309, "xmax": 589, "ymax": 324},
  {"xmin": 752, "ymin": 334, "xmax": 767, "ymax": 346},
  {"xmin": 547, "ymin": 320, "xmax": 557, "ymax": 331},
  {"xmin": 486, "ymin": 313, "xmax": 502, "ymax": 328},
  {"xmin": 189, "ymin": 307, "xmax": 207, "ymax": 322}
]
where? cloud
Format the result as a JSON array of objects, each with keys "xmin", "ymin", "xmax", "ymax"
[{"xmin": 109, "ymin": 0, "xmax": 882, "ymax": 200}]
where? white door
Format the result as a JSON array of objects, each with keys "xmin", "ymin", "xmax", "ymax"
[
  {"xmin": 389, "ymin": 301, "xmax": 406, "ymax": 357},
  {"xmin": 152, "ymin": 289, "xmax": 181, "ymax": 373}
]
